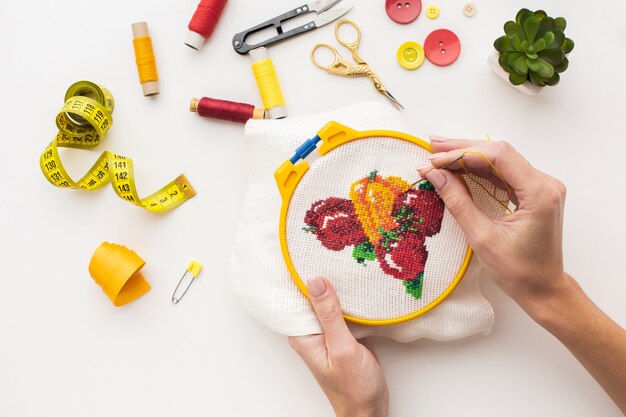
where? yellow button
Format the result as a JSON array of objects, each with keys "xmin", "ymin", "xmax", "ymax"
[
  {"xmin": 397, "ymin": 41, "xmax": 425, "ymax": 70},
  {"xmin": 425, "ymin": 5, "xmax": 439, "ymax": 19}
]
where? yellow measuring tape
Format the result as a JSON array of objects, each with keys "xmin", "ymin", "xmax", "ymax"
[{"xmin": 40, "ymin": 81, "xmax": 196, "ymax": 212}]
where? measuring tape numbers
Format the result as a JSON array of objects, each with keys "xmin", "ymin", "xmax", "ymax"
[{"xmin": 40, "ymin": 81, "xmax": 196, "ymax": 212}]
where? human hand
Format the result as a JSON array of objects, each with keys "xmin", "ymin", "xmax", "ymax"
[
  {"xmin": 288, "ymin": 277, "xmax": 389, "ymax": 417},
  {"xmin": 417, "ymin": 137, "xmax": 569, "ymax": 315}
]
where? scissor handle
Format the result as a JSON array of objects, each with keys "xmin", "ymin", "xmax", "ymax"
[
  {"xmin": 335, "ymin": 19, "xmax": 361, "ymax": 49},
  {"xmin": 334, "ymin": 19, "xmax": 365, "ymax": 64},
  {"xmin": 311, "ymin": 43, "xmax": 352, "ymax": 74},
  {"xmin": 232, "ymin": 3, "xmax": 316, "ymax": 54}
]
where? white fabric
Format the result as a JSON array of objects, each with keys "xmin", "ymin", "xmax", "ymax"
[
  {"xmin": 286, "ymin": 137, "xmax": 468, "ymax": 322},
  {"xmin": 229, "ymin": 102, "xmax": 506, "ymax": 342}
]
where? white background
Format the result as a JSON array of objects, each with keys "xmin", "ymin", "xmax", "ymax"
[{"xmin": 1, "ymin": 0, "xmax": 625, "ymax": 416}]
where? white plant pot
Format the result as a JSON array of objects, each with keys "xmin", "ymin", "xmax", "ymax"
[{"xmin": 488, "ymin": 50, "xmax": 544, "ymax": 96}]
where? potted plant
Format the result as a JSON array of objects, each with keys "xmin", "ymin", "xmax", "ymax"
[{"xmin": 488, "ymin": 8, "xmax": 574, "ymax": 95}]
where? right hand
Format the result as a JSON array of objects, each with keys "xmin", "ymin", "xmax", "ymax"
[{"xmin": 417, "ymin": 136, "xmax": 569, "ymax": 313}]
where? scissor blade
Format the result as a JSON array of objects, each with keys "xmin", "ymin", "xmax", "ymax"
[
  {"xmin": 307, "ymin": 0, "xmax": 343, "ymax": 13},
  {"xmin": 382, "ymin": 90, "xmax": 405, "ymax": 110},
  {"xmin": 314, "ymin": 7, "xmax": 353, "ymax": 28}
]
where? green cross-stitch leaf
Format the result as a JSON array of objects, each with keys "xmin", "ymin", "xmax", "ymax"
[
  {"xmin": 403, "ymin": 272, "xmax": 424, "ymax": 300},
  {"xmin": 353, "ymin": 241, "xmax": 376, "ymax": 264},
  {"xmin": 394, "ymin": 206, "xmax": 408, "ymax": 221},
  {"xmin": 418, "ymin": 180, "xmax": 435, "ymax": 192}
]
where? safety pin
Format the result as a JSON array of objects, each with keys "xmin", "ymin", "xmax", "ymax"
[
  {"xmin": 172, "ymin": 260, "xmax": 202, "ymax": 304},
  {"xmin": 412, "ymin": 155, "xmax": 465, "ymax": 187}
]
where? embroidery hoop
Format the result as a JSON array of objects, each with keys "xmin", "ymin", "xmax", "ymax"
[{"xmin": 275, "ymin": 121, "xmax": 473, "ymax": 326}]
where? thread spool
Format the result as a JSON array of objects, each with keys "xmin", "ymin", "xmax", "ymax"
[
  {"xmin": 132, "ymin": 22, "xmax": 159, "ymax": 96},
  {"xmin": 250, "ymin": 47, "xmax": 287, "ymax": 119},
  {"xmin": 190, "ymin": 97, "xmax": 265, "ymax": 123},
  {"xmin": 88, "ymin": 242, "xmax": 151, "ymax": 307},
  {"xmin": 185, "ymin": 0, "xmax": 228, "ymax": 50}
]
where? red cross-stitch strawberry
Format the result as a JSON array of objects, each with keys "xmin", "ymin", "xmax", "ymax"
[{"xmin": 303, "ymin": 171, "xmax": 445, "ymax": 300}]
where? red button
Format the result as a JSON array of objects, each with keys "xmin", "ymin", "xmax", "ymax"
[
  {"xmin": 386, "ymin": 0, "xmax": 422, "ymax": 24},
  {"xmin": 424, "ymin": 29, "xmax": 461, "ymax": 66}
]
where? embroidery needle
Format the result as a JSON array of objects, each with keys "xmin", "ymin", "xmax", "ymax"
[{"xmin": 412, "ymin": 155, "xmax": 465, "ymax": 187}]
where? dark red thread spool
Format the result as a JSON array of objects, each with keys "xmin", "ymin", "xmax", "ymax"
[
  {"xmin": 185, "ymin": 0, "xmax": 228, "ymax": 50},
  {"xmin": 190, "ymin": 97, "xmax": 266, "ymax": 123}
]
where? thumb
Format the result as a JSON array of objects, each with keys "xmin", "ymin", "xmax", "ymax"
[
  {"xmin": 425, "ymin": 169, "xmax": 494, "ymax": 249},
  {"xmin": 306, "ymin": 277, "xmax": 355, "ymax": 350}
]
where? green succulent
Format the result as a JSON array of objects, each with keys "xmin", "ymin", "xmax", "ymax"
[{"xmin": 494, "ymin": 8, "xmax": 574, "ymax": 87}]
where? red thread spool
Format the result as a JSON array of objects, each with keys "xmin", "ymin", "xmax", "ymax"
[
  {"xmin": 185, "ymin": 0, "xmax": 228, "ymax": 50},
  {"xmin": 190, "ymin": 97, "xmax": 266, "ymax": 123}
]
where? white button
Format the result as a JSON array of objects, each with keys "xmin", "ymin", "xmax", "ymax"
[{"xmin": 463, "ymin": 3, "xmax": 476, "ymax": 17}]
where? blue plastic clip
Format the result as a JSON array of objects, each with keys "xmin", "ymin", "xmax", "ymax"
[{"xmin": 289, "ymin": 135, "xmax": 321, "ymax": 164}]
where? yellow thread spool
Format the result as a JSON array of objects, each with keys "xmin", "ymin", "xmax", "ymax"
[
  {"xmin": 132, "ymin": 22, "xmax": 159, "ymax": 96},
  {"xmin": 250, "ymin": 47, "xmax": 286, "ymax": 119}
]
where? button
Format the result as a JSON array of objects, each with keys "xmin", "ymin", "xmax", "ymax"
[
  {"xmin": 463, "ymin": 3, "xmax": 476, "ymax": 17},
  {"xmin": 397, "ymin": 41, "xmax": 425, "ymax": 70},
  {"xmin": 425, "ymin": 5, "xmax": 439, "ymax": 19},
  {"xmin": 424, "ymin": 29, "xmax": 461, "ymax": 66},
  {"xmin": 385, "ymin": 0, "xmax": 422, "ymax": 24}
]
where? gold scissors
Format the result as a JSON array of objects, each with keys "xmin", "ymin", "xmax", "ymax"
[{"xmin": 311, "ymin": 19, "xmax": 404, "ymax": 110}]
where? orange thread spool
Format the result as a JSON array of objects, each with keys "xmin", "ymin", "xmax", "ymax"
[
  {"xmin": 88, "ymin": 242, "xmax": 151, "ymax": 306},
  {"xmin": 132, "ymin": 22, "xmax": 160, "ymax": 96}
]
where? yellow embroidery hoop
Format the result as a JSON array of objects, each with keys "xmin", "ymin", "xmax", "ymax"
[{"xmin": 275, "ymin": 121, "xmax": 473, "ymax": 326}]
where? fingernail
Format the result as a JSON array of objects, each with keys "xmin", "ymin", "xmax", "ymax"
[
  {"xmin": 426, "ymin": 169, "xmax": 447, "ymax": 189},
  {"xmin": 416, "ymin": 163, "xmax": 433, "ymax": 172},
  {"xmin": 307, "ymin": 277, "xmax": 327, "ymax": 297},
  {"xmin": 430, "ymin": 135, "xmax": 449, "ymax": 142},
  {"xmin": 428, "ymin": 152, "xmax": 446, "ymax": 160}
]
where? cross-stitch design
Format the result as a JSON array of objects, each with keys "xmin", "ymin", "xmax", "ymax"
[{"xmin": 304, "ymin": 171, "xmax": 444, "ymax": 299}]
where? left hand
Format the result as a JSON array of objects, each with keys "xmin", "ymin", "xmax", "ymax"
[{"xmin": 288, "ymin": 277, "xmax": 389, "ymax": 417}]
